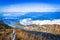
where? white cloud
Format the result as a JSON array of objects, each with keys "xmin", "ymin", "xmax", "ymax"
[
  {"xmin": 20, "ymin": 18, "xmax": 32, "ymax": 25},
  {"xmin": 1, "ymin": 3, "xmax": 59, "ymax": 12},
  {"xmin": 1, "ymin": 12, "xmax": 27, "ymax": 19},
  {"xmin": 2, "ymin": 12, "xmax": 27, "ymax": 16},
  {"xmin": 2, "ymin": 17, "xmax": 18, "ymax": 19},
  {"xmin": 20, "ymin": 18, "xmax": 60, "ymax": 25}
]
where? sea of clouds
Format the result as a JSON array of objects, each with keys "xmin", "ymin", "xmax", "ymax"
[{"xmin": 20, "ymin": 18, "xmax": 60, "ymax": 25}]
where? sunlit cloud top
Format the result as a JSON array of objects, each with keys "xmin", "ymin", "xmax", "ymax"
[
  {"xmin": 20, "ymin": 18, "xmax": 60, "ymax": 25},
  {"xmin": 0, "ymin": 3, "xmax": 60, "ymax": 12}
]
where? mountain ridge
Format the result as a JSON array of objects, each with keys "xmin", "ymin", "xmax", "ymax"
[{"xmin": 23, "ymin": 24, "xmax": 60, "ymax": 34}]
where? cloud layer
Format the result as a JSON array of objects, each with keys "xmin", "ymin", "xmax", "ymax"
[
  {"xmin": 20, "ymin": 18, "xmax": 60, "ymax": 25},
  {"xmin": 0, "ymin": 12, "xmax": 27, "ymax": 19},
  {"xmin": 1, "ymin": 3, "xmax": 60, "ymax": 12},
  {"xmin": 2, "ymin": 12, "xmax": 26, "ymax": 16}
]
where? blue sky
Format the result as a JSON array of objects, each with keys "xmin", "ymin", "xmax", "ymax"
[
  {"xmin": 0, "ymin": 0, "xmax": 60, "ymax": 5},
  {"xmin": 0, "ymin": 0, "xmax": 60, "ymax": 12}
]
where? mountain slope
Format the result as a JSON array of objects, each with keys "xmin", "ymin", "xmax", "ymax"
[
  {"xmin": 23, "ymin": 24, "xmax": 60, "ymax": 34},
  {"xmin": 0, "ymin": 20, "xmax": 12, "ymax": 29},
  {"xmin": 16, "ymin": 29, "xmax": 60, "ymax": 40}
]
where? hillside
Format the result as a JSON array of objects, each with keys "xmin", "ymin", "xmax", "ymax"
[
  {"xmin": 23, "ymin": 24, "xmax": 60, "ymax": 34},
  {"xmin": 16, "ymin": 29, "xmax": 60, "ymax": 40},
  {"xmin": 0, "ymin": 20, "xmax": 13, "ymax": 40},
  {"xmin": 0, "ymin": 20, "xmax": 12, "ymax": 29},
  {"xmin": 0, "ymin": 29, "xmax": 60, "ymax": 40}
]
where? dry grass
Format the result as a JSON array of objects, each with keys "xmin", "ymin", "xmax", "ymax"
[
  {"xmin": 0, "ymin": 28, "xmax": 60, "ymax": 40},
  {"xmin": 0, "ymin": 29, "xmax": 13, "ymax": 40},
  {"xmin": 24, "ymin": 24, "xmax": 60, "ymax": 34}
]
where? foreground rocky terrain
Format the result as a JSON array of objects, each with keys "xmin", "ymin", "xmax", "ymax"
[
  {"xmin": 0, "ymin": 20, "xmax": 13, "ymax": 40},
  {"xmin": 0, "ymin": 21, "xmax": 60, "ymax": 40},
  {"xmin": 0, "ymin": 29, "xmax": 60, "ymax": 40}
]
